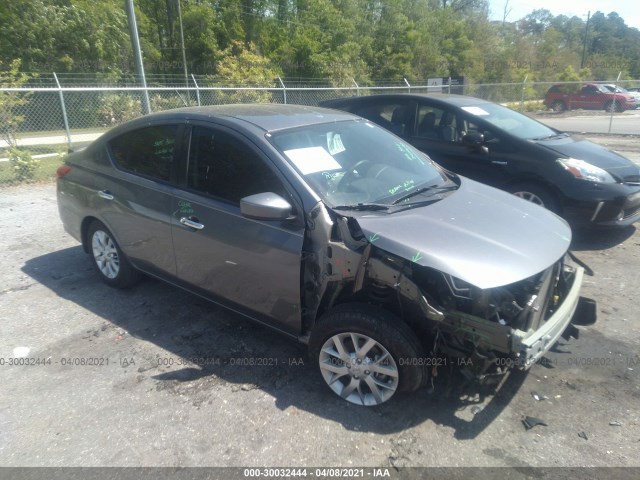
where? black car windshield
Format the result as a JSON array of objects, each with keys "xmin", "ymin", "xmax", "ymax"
[
  {"xmin": 460, "ymin": 102, "xmax": 557, "ymax": 140},
  {"xmin": 270, "ymin": 120, "xmax": 448, "ymax": 207}
]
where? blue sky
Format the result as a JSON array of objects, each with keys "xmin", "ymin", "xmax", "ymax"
[{"xmin": 487, "ymin": 0, "xmax": 640, "ymax": 30}]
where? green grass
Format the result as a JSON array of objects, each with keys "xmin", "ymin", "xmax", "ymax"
[
  {"xmin": 0, "ymin": 155, "xmax": 64, "ymax": 186},
  {"xmin": 0, "ymin": 144, "xmax": 68, "ymax": 158},
  {"xmin": 503, "ymin": 100, "xmax": 546, "ymax": 112}
]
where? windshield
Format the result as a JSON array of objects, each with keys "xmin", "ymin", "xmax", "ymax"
[
  {"xmin": 460, "ymin": 103, "xmax": 557, "ymax": 140},
  {"xmin": 269, "ymin": 120, "xmax": 449, "ymax": 207},
  {"xmin": 604, "ymin": 85, "xmax": 629, "ymax": 93}
]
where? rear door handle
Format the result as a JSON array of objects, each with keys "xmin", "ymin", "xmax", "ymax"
[
  {"xmin": 98, "ymin": 190, "xmax": 114, "ymax": 200},
  {"xmin": 491, "ymin": 160, "xmax": 508, "ymax": 166},
  {"xmin": 180, "ymin": 216, "xmax": 205, "ymax": 230}
]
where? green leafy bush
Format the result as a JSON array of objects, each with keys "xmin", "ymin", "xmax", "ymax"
[
  {"xmin": 9, "ymin": 148, "xmax": 39, "ymax": 182},
  {"xmin": 97, "ymin": 94, "xmax": 143, "ymax": 126}
]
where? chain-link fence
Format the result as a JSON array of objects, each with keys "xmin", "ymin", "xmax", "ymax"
[{"xmin": 2, "ymin": 76, "xmax": 639, "ymax": 187}]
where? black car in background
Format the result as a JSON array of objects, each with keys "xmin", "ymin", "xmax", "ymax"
[{"xmin": 321, "ymin": 94, "xmax": 640, "ymax": 228}]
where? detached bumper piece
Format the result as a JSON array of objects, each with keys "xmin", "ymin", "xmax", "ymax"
[{"xmin": 515, "ymin": 267, "xmax": 596, "ymax": 370}]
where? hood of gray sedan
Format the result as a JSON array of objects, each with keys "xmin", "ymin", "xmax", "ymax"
[{"xmin": 352, "ymin": 178, "xmax": 572, "ymax": 289}]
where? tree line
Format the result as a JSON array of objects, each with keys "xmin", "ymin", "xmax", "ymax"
[{"xmin": 1, "ymin": 0, "xmax": 640, "ymax": 85}]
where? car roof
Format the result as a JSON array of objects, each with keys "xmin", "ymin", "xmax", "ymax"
[
  {"xmin": 126, "ymin": 104, "xmax": 357, "ymax": 133},
  {"xmin": 321, "ymin": 93, "xmax": 494, "ymax": 108}
]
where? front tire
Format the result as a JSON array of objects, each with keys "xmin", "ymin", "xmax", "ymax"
[
  {"xmin": 309, "ymin": 304, "xmax": 426, "ymax": 406},
  {"xmin": 509, "ymin": 182, "xmax": 561, "ymax": 214},
  {"xmin": 88, "ymin": 220, "xmax": 140, "ymax": 288},
  {"xmin": 605, "ymin": 100, "xmax": 622, "ymax": 113}
]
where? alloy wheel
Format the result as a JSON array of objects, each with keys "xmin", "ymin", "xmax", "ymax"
[
  {"xmin": 92, "ymin": 230, "xmax": 120, "ymax": 279},
  {"xmin": 513, "ymin": 191, "xmax": 545, "ymax": 207},
  {"xmin": 318, "ymin": 332, "xmax": 399, "ymax": 406}
]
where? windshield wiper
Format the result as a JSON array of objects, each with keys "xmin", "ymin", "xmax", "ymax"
[
  {"xmin": 391, "ymin": 184, "xmax": 457, "ymax": 205},
  {"xmin": 531, "ymin": 132, "xmax": 569, "ymax": 141},
  {"xmin": 333, "ymin": 203, "xmax": 390, "ymax": 211}
]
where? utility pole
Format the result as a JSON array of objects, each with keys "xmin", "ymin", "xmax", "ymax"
[
  {"xmin": 581, "ymin": 11, "xmax": 591, "ymax": 70},
  {"xmin": 125, "ymin": 0, "xmax": 151, "ymax": 114},
  {"xmin": 176, "ymin": 0, "xmax": 189, "ymax": 88}
]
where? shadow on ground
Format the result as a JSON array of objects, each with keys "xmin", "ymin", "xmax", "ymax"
[
  {"xmin": 24, "ymin": 246, "xmax": 529, "ymax": 440},
  {"xmin": 571, "ymin": 225, "xmax": 636, "ymax": 252}
]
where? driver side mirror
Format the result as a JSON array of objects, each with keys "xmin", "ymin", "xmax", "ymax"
[
  {"xmin": 462, "ymin": 132, "xmax": 489, "ymax": 155},
  {"xmin": 462, "ymin": 132, "xmax": 487, "ymax": 151},
  {"xmin": 240, "ymin": 192, "xmax": 293, "ymax": 220}
]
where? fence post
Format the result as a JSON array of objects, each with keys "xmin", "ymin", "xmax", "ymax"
[
  {"xmin": 448, "ymin": 77, "xmax": 452, "ymax": 94},
  {"xmin": 608, "ymin": 71, "xmax": 622, "ymax": 134},
  {"xmin": 352, "ymin": 78, "xmax": 359, "ymax": 96},
  {"xmin": 191, "ymin": 74, "xmax": 201, "ymax": 106},
  {"xmin": 278, "ymin": 77, "xmax": 287, "ymax": 104},
  {"xmin": 403, "ymin": 77, "xmax": 411, "ymax": 93},
  {"xmin": 520, "ymin": 74, "xmax": 528, "ymax": 111},
  {"xmin": 53, "ymin": 72, "xmax": 72, "ymax": 151}
]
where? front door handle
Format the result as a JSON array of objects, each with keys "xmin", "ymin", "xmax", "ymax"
[
  {"xmin": 98, "ymin": 190, "xmax": 114, "ymax": 200},
  {"xmin": 180, "ymin": 216, "xmax": 205, "ymax": 230},
  {"xmin": 491, "ymin": 160, "xmax": 508, "ymax": 166}
]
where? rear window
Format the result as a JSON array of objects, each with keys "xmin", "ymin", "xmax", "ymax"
[{"xmin": 108, "ymin": 125, "xmax": 178, "ymax": 182}]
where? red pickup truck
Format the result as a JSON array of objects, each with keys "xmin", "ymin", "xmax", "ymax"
[{"xmin": 544, "ymin": 83, "xmax": 638, "ymax": 112}]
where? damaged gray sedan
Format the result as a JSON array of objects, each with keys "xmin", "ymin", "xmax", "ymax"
[{"xmin": 57, "ymin": 104, "xmax": 595, "ymax": 406}]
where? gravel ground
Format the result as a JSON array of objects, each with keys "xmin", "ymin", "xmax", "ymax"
[{"xmin": 1, "ymin": 136, "xmax": 639, "ymax": 472}]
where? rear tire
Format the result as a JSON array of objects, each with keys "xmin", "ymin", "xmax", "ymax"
[
  {"xmin": 88, "ymin": 220, "xmax": 140, "ymax": 288},
  {"xmin": 309, "ymin": 303, "xmax": 426, "ymax": 406},
  {"xmin": 550, "ymin": 100, "xmax": 566, "ymax": 112}
]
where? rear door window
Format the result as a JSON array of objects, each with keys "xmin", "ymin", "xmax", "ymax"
[
  {"xmin": 109, "ymin": 125, "xmax": 178, "ymax": 182},
  {"xmin": 351, "ymin": 101, "xmax": 413, "ymax": 137}
]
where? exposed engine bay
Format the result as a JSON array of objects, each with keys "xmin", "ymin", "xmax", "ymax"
[{"xmin": 417, "ymin": 260, "xmax": 568, "ymax": 331}]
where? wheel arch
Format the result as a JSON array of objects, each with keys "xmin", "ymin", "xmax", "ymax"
[
  {"xmin": 81, "ymin": 216, "xmax": 124, "ymax": 255},
  {"xmin": 80, "ymin": 216, "xmax": 101, "ymax": 254},
  {"xmin": 307, "ymin": 250, "xmax": 439, "ymax": 355}
]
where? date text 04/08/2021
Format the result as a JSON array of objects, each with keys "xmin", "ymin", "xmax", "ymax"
[{"xmin": 243, "ymin": 467, "xmax": 391, "ymax": 477}]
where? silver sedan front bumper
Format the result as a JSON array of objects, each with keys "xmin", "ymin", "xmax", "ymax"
[{"xmin": 513, "ymin": 266, "xmax": 585, "ymax": 370}]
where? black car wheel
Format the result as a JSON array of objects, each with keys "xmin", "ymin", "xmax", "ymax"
[
  {"xmin": 605, "ymin": 100, "xmax": 622, "ymax": 113},
  {"xmin": 509, "ymin": 183, "xmax": 561, "ymax": 214},
  {"xmin": 88, "ymin": 220, "xmax": 140, "ymax": 288},
  {"xmin": 550, "ymin": 100, "xmax": 566, "ymax": 112},
  {"xmin": 309, "ymin": 303, "xmax": 426, "ymax": 406}
]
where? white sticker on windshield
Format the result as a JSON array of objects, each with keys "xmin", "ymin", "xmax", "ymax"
[
  {"xmin": 327, "ymin": 132, "xmax": 346, "ymax": 155},
  {"xmin": 284, "ymin": 147, "xmax": 342, "ymax": 175},
  {"xmin": 461, "ymin": 106, "xmax": 490, "ymax": 116}
]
